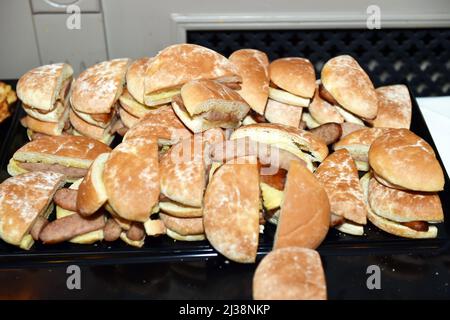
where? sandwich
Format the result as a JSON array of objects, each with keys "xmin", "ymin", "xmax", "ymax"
[
  {"xmin": 229, "ymin": 49, "xmax": 269, "ymax": 115},
  {"xmin": 171, "ymin": 79, "xmax": 250, "ymax": 133},
  {"xmin": 203, "ymin": 157, "xmax": 260, "ymax": 263},
  {"xmin": 159, "ymin": 129, "xmax": 224, "ymax": 237},
  {"xmin": 268, "ymin": 58, "xmax": 315, "ymax": 107},
  {"xmin": 361, "ymin": 172, "xmax": 444, "ymax": 239},
  {"xmin": 159, "ymin": 137, "xmax": 206, "ymax": 225},
  {"xmin": 123, "ymin": 105, "xmax": 192, "ymax": 145},
  {"xmin": 368, "ymin": 129, "xmax": 444, "ymax": 192},
  {"xmin": 119, "ymin": 57, "xmax": 161, "ymax": 124},
  {"xmin": 21, "ymin": 107, "xmax": 70, "ymax": 137},
  {"xmin": 17, "ymin": 63, "xmax": 73, "ymax": 136},
  {"xmin": 7, "ymin": 135, "xmax": 111, "ymax": 182},
  {"xmin": 253, "ymin": 247, "xmax": 327, "ymax": 300},
  {"xmin": 70, "ymin": 58, "xmax": 130, "ymax": 143},
  {"xmin": 144, "ymin": 43, "xmax": 241, "ymax": 106},
  {"xmin": 372, "ymin": 84, "xmax": 412, "ymax": 129},
  {"xmin": 230, "ymin": 123, "xmax": 329, "ymax": 171},
  {"xmin": 273, "ymin": 161, "xmax": 330, "ymax": 250},
  {"xmin": 53, "ymin": 178, "xmax": 105, "ymax": 244},
  {"xmin": 321, "ymin": 55, "xmax": 378, "ymax": 120},
  {"xmin": 0, "ymin": 171, "xmax": 65, "ymax": 249},
  {"xmin": 103, "ymin": 137, "xmax": 160, "ymax": 222},
  {"xmin": 333, "ymin": 127, "xmax": 392, "ymax": 171},
  {"xmin": 315, "ymin": 149, "xmax": 367, "ymax": 235}
]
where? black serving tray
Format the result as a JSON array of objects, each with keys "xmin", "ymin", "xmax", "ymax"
[{"xmin": 0, "ymin": 85, "xmax": 449, "ymax": 267}]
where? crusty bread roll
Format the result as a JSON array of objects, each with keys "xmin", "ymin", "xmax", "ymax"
[
  {"xmin": 361, "ymin": 173, "xmax": 441, "ymax": 239},
  {"xmin": 103, "ymin": 137, "xmax": 160, "ymax": 222},
  {"xmin": 17, "ymin": 63, "xmax": 73, "ymax": 111},
  {"xmin": 0, "ymin": 171, "xmax": 65, "ymax": 249},
  {"xmin": 126, "ymin": 57, "xmax": 152, "ymax": 105},
  {"xmin": 172, "ymin": 80, "xmax": 250, "ymax": 133},
  {"xmin": 373, "ymin": 85, "xmax": 412, "ymax": 129},
  {"xmin": 229, "ymin": 49, "xmax": 269, "ymax": 115},
  {"xmin": 315, "ymin": 149, "xmax": 367, "ymax": 233},
  {"xmin": 119, "ymin": 88, "xmax": 154, "ymax": 119},
  {"xmin": 203, "ymin": 157, "xmax": 260, "ymax": 263},
  {"xmin": 269, "ymin": 57, "xmax": 316, "ymax": 99},
  {"xmin": 274, "ymin": 161, "xmax": 330, "ymax": 250},
  {"xmin": 144, "ymin": 44, "xmax": 241, "ymax": 106},
  {"xmin": 321, "ymin": 55, "xmax": 378, "ymax": 119},
  {"xmin": 71, "ymin": 58, "xmax": 129, "ymax": 114},
  {"xmin": 77, "ymin": 153, "xmax": 110, "ymax": 216},
  {"xmin": 369, "ymin": 129, "xmax": 444, "ymax": 192},
  {"xmin": 253, "ymin": 247, "xmax": 327, "ymax": 300},
  {"xmin": 69, "ymin": 109, "xmax": 115, "ymax": 144},
  {"xmin": 159, "ymin": 213, "xmax": 204, "ymax": 236}
]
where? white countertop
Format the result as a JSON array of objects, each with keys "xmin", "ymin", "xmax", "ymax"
[{"xmin": 417, "ymin": 97, "xmax": 450, "ymax": 176}]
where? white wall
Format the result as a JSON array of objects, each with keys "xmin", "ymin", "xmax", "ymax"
[{"xmin": 1, "ymin": 0, "xmax": 449, "ymax": 78}]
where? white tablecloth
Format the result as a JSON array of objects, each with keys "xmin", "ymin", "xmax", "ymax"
[{"xmin": 417, "ymin": 97, "xmax": 450, "ymax": 176}]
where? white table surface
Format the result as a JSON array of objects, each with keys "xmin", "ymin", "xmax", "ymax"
[{"xmin": 417, "ymin": 97, "xmax": 450, "ymax": 177}]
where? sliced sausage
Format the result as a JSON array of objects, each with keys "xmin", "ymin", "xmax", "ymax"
[
  {"xmin": 309, "ymin": 123, "xmax": 342, "ymax": 145},
  {"xmin": 53, "ymin": 188, "xmax": 78, "ymax": 212},
  {"xmin": 401, "ymin": 221, "xmax": 429, "ymax": 232},
  {"xmin": 126, "ymin": 223, "xmax": 145, "ymax": 241},
  {"xmin": 103, "ymin": 218, "xmax": 122, "ymax": 242},
  {"xmin": 330, "ymin": 214, "xmax": 344, "ymax": 227},
  {"xmin": 18, "ymin": 162, "xmax": 87, "ymax": 179},
  {"xmin": 40, "ymin": 212, "xmax": 105, "ymax": 244}
]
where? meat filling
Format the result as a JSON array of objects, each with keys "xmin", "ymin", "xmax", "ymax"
[
  {"xmin": 17, "ymin": 162, "xmax": 87, "ymax": 179},
  {"xmin": 400, "ymin": 221, "xmax": 429, "ymax": 232}
]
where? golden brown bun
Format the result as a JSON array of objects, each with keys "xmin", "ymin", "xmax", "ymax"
[
  {"xmin": 368, "ymin": 177, "xmax": 443, "ymax": 222},
  {"xmin": 369, "ymin": 129, "xmax": 444, "ymax": 192},
  {"xmin": 77, "ymin": 153, "xmax": 110, "ymax": 216},
  {"xmin": 0, "ymin": 171, "xmax": 65, "ymax": 247},
  {"xmin": 274, "ymin": 161, "xmax": 330, "ymax": 249},
  {"xmin": 23, "ymin": 92, "xmax": 69, "ymax": 123},
  {"xmin": 126, "ymin": 57, "xmax": 152, "ymax": 104},
  {"xmin": 309, "ymin": 86, "xmax": 344, "ymax": 124},
  {"xmin": 17, "ymin": 63, "xmax": 73, "ymax": 111},
  {"xmin": 315, "ymin": 149, "xmax": 367, "ymax": 225},
  {"xmin": 264, "ymin": 99, "xmax": 303, "ymax": 128},
  {"xmin": 159, "ymin": 213, "xmax": 204, "ymax": 236},
  {"xmin": 230, "ymin": 123, "xmax": 329, "ymax": 168},
  {"xmin": 253, "ymin": 247, "xmax": 327, "ymax": 300},
  {"xmin": 179, "ymin": 79, "xmax": 250, "ymax": 129},
  {"xmin": 12, "ymin": 134, "xmax": 111, "ymax": 169},
  {"xmin": 160, "ymin": 137, "xmax": 206, "ymax": 208},
  {"xmin": 118, "ymin": 106, "xmax": 140, "ymax": 129},
  {"xmin": 229, "ymin": 49, "xmax": 269, "ymax": 115},
  {"xmin": 361, "ymin": 173, "xmax": 439, "ymax": 239},
  {"xmin": 203, "ymin": 158, "xmax": 260, "ymax": 263},
  {"xmin": 69, "ymin": 109, "xmax": 114, "ymax": 141},
  {"xmin": 103, "ymin": 137, "xmax": 159, "ymax": 222},
  {"xmin": 144, "ymin": 44, "xmax": 241, "ymax": 100},
  {"xmin": 123, "ymin": 105, "xmax": 192, "ymax": 145},
  {"xmin": 269, "ymin": 58, "xmax": 316, "ymax": 98},
  {"xmin": 71, "ymin": 58, "xmax": 129, "ymax": 114},
  {"xmin": 321, "ymin": 55, "xmax": 378, "ymax": 119},
  {"xmin": 21, "ymin": 107, "xmax": 68, "ymax": 136},
  {"xmin": 373, "ymin": 85, "xmax": 412, "ymax": 129},
  {"xmin": 119, "ymin": 88, "xmax": 153, "ymax": 118}
]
